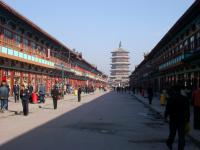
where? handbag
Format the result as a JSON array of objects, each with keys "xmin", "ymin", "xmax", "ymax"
[{"xmin": 184, "ymin": 121, "xmax": 190, "ymax": 135}]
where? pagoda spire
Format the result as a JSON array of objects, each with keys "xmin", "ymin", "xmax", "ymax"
[{"xmin": 119, "ymin": 41, "xmax": 122, "ymax": 48}]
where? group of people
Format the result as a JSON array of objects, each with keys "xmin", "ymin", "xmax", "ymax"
[
  {"xmin": 0, "ymin": 78, "xmax": 30, "ymax": 116},
  {"xmin": 13, "ymin": 81, "xmax": 46, "ymax": 104},
  {"xmin": 0, "ymin": 76, "xmax": 87, "ymax": 116},
  {"xmin": 113, "ymin": 86, "xmax": 131, "ymax": 93}
]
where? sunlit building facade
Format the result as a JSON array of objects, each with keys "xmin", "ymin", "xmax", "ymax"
[{"xmin": 0, "ymin": 1, "xmax": 107, "ymax": 95}]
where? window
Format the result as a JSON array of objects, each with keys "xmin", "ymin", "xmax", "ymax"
[
  {"xmin": 14, "ymin": 34, "xmax": 21, "ymax": 47},
  {"xmin": 37, "ymin": 45, "xmax": 41, "ymax": 51},
  {"xmin": 23, "ymin": 38, "xmax": 29, "ymax": 50},
  {"xmin": 197, "ymin": 32, "xmax": 200, "ymax": 47},
  {"xmin": 197, "ymin": 32, "xmax": 200, "ymax": 39},
  {"xmin": 184, "ymin": 40, "xmax": 188, "ymax": 50},
  {"xmin": 4, "ymin": 29, "xmax": 12, "ymax": 39},
  {"xmin": 184, "ymin": 40, "xmax": 188, "ymax": 46},
  {"xmin": 190, "ymin": 36, "xmax": 195, "ymax": 49},
  {"xmin": 179, "ymin": 44, "xmax": 183, "ymax": 50},
  {"xmin": 31, "ymin": 41, "xmax": 36, "ymax": 50},
  {"xmin": 4, "ymin": 29, "xmax": 12, "ymax": 45},
  {"xmin": 172, "ymin": 49, "xmax": 175, "ymax": 55}
]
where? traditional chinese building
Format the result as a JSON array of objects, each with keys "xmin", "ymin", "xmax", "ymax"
[
  {"xmin": 110, "ymin": 43, "xmax": 130, "ymax": 87},
  {"xmin": 130, "ymin": 1, "xmax": 200, "ymax": 92},
  {"xmin": 0, "ymin": 1, "xmax": 107, "ymax": 95}
]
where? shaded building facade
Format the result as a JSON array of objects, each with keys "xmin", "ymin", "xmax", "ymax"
[{"xmin": 130, "ymin": 1, "xmax": 200, "ymax": 92}]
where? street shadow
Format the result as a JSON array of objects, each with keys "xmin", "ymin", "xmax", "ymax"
[{"xmin": 0, "ymin": 92, "xmax": 118, "ymax": 150}]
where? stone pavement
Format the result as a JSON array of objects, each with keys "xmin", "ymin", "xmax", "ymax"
[
  {"xmin": 0, "ymin": 91, "xmax": 100, "ymax": 119},
  {"xmin": 134, "ymin": 93, "xmax": 200, "ymax": 148},
  {"xmin": 0, "ymin": 90, "xmax": 107, "ymax": 146},
  {"xmin": 0, "ymin": 91, "xmax": 199, "ymax": 150}
]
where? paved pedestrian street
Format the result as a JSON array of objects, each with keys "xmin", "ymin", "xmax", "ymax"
[{"xmin": 0, "ymin": 91, "xmax": 199, "ymax": 150}]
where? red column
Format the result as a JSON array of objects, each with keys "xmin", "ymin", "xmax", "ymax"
[
  {"xmin": 20, "ymin": 72, "xmax": 23, "ymax": 85},
  {"xmin": 28, "ymin": 72, "xmax": 31, "ymax": 84},
  {"xmin": 10, "ymin": 70, "xmax": 14, "ymax": 96}
]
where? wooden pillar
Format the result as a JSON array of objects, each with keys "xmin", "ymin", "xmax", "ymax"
[
  {"xmin": 20, "ymin": 72, "xmax": 23, "ymax": 86},
  {"xmin": 10, "ymin": 70, "xmax": 14, "ymax": 96},
  {"xmin": 28, "ymin": 72, "xmax": 31, "ymax": 84}
]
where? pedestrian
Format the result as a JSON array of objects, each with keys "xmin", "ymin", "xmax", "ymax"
[
  {"xmin": 3, "ymin": 76, "xmax": 10, "ymax": 110},
  {"xmin": 78, "ymin": 86, "xmax": 82, "ymax": 102},
  {"xmin": 117, "ymin": 87, "xmax": 119, "ymax": 93},
  {"xmin": 160, "ymin": 89, "xmax": 167, "ymax": 106},
  {"xmin": 51, "ymin": 82, "xmax": 60, "ymax": 109},
  {"xmin": 147, "ymin": 86, "xmax": 153, "ymax": 104},
  {"xmin": 38, "ymin": 83, "xmax": 45, "ymax": 103},
  {"xmin": 20, "ymin": 83, "xmax": 30, "ymax": 116},
  {"xmin": 13, "ymin": 81, "xmax": 20, "ymax": 103},
  {"xmin": 28, "ymin": 82, "xmax": 33, "ymax": 103},
  {"xmin": 192, "ymin": 86, "xmax": 200, "ymax": 130},
  {"xmin": 0, "ymin": 80, "xmax": 9, "ymax": 113},
  {"xmin": 164, "ymin": 85, "xmax": 190, "ymax": 150},
  {"xmin": 63, "ymin": 84, "xmax": 67, "ymax": 95},
  {"xmin": 121, "ymin": 87, "xmax": 124, "ymax": 93}
]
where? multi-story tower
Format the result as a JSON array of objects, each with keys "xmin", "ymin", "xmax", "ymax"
[{"xmin": 110, "ymin": 43, "xmax": 130, "ymax": 87}]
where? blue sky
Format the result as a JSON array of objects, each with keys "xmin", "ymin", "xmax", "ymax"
[{"xmin": 4, "ymin": 0, "xmax": 195, "ymax": 75}]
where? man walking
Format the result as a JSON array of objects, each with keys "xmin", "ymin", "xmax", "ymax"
[
  {"xmin": 147, "ymin": 86, "xmax": 153, "ymax": 104},
  {"xmin": 13, "ymin": 81, "xmax": 20, "ymax": 103},
  {"xmin": 165, "ymin": 85, "xmax": 190, "ymax": 150},
  {"xmin": 28, "ymin": 82, "xmax": 33, "ymax": 103},
  {"xmin": 0, "ymin": 80, "xmax": 9, "ymax": 113},
  {"xmin": 78, "ymin": 86, "xmax": 82, "ymax": 102},
  {"xmin": 39, "ymin": 83, "xmax": 45, "ymax": 103},
  {"xmin": 51, "ymin": 82, "xmax": 60, "ymax": 110},
  {"xmin": 192, "ymin": 87, "xmax": 200, "ymax": 130},
  {"xmin": 20, "ymin": 83, "xmax": 30, "ymax": 116}
]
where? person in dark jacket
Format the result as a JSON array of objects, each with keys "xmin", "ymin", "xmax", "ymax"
[
  {"xmin": 51, "ymin": 83, "xmax": 60, "ymax": 109},
  {"xmin": 164, "ymin": 85, "xmax": 190, "ymax": 150},
  {"xmin": 20, "ymin": 83, "xmax": 30, "ymax": 116},
  {"xmin": 0, "ymin": 81, "xmax": 9, "ymax": 113},
  {"xmin": 13, "ymin": 81, "xmax": 20, "ymax": 103},
  {"xmin": 39, "ymin": 83, "xmax": 45, "ymax": 103},
  {"xmin": 78, "ymin": 86, "xmax": 82, "ymax": 102},
  {"xmin": 28, "ymin": 82, "xmax": 33, "ymax": 103},
  {"xmin": 192, "ymin": 87, "xmax": 200, "ymax": 130},
  {"xmin": 6, "ymin": 84, "xmax": 10, "ymax": 110},
  {"xmin": 147, "ymin": 86, "xmax": 153, "ymax": 104}
]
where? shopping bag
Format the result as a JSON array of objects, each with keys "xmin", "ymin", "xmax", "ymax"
[{"xmin": 184, "ymin": 122, "xmax": 190, "ymax": 135}]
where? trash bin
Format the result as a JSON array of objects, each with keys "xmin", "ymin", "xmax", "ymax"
[{"xmin": 32, "ymin": 93, "xmax": 38, "ymax": 104}]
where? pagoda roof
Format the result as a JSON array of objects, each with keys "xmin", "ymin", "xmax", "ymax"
[{"xmin": 111, "ymin": 48, "xmax": 129, "ymax": 53}]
